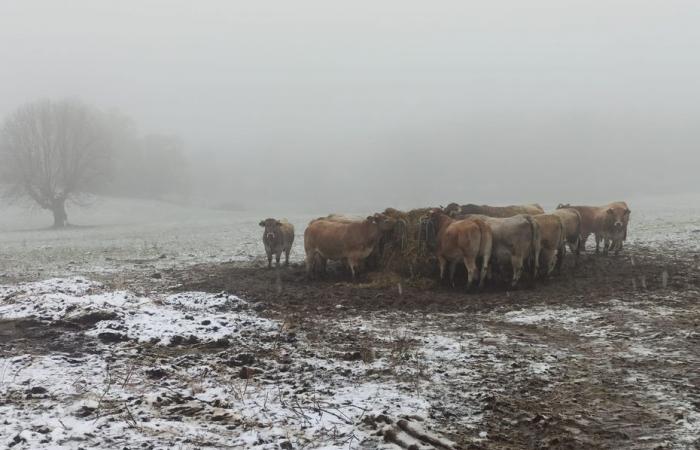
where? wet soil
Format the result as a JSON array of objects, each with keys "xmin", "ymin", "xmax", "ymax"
[
  {"xmin": 156, "ymin": 246, "xmax": 700, "ymax": 449},
  {"xmin": 3, "ymin": 244, "xmax": 699, "ymax": 449}
]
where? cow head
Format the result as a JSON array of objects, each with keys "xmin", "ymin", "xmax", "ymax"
[
  {"xmin": 367, "ymin": 213, "xmax": 397, "ymax": 231},
  {"xmin": 443, "ymin": 203, "xmax": 460, "ymax": 216},
  {"xmin": 259, "ymin": 218, "xmax": 282, "ymax": 241},
  {"xmin": 606, "ymin": 207, "xmax": 630, "ymax": 230}
]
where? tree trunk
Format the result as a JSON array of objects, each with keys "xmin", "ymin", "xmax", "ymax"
[{"xmin": 51, "ymin": 198, "xmax": 68, "ymax": 228}]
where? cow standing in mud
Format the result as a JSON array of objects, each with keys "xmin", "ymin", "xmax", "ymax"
[
  {"xmin": 304, "ymin": 213, "xmax": 397, "ymax": 280},
  {"xmin": 425, "ymin": 209, "xmax": 493, "ymax": 289},
  {"xmin": 557, "ymin": 202, "xmax": 630, "ymax": 255},
  {"xmin": 533, "ymin": 213, "xmax": 566, "ymax": 277},
  {"xmin": 551, "ymin": 207, "xmax": 582, "ymax": 269},
  {"xmin": 450, "ymin": 211, "xmax": 540, "ymax": 287},
  {"xmin": 259, "ymin": 218, "xmax": 295, "ymax": 268}
]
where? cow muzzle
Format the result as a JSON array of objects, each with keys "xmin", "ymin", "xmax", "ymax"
[
  {"xmin": 266, "ymin": 232, "xmax": 276, "ymax": 240},
  {"xmin": 614, "ymin": 221, "xmax": 623, "ymax": 229}
]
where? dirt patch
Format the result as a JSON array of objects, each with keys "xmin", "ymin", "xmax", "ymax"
[
  {"xmin": 158, "ymin": 245, "xmax": 700, "ymax": 449},
  {"xmin": 2, "ymin": 244, "xmax": 698, "ymax": 449}
]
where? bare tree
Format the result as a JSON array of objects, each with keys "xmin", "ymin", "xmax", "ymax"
[{"xmin": 0, "ymin": 99, "xmax": 112, "ymax": 228}]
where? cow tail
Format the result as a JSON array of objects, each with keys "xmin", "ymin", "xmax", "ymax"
[
  {"xmin": 476, "ymin": 219, "xmax": 492, "ymax": 274},
  {"xmin": 559, "ymin": 216, "xmax": 566, "ymax": 252},
  {"xmin": 573, "ymin": 209, "xmax": 582, "ymax": 255},
  {"xmin": 524, "ymin": 215, "xmax": 540, "ymax": 277},
  {"xmin": 557, "ymin": 216, "xmax": 566, "ymax": 269}
]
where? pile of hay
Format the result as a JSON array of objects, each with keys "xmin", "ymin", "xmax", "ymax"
[{"xmin": 374, "ymin": 207, "xmax": 438, "ymax": 281}]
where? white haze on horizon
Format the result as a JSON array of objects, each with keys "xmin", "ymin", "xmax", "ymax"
[{"xmin": 1, "ymin": 0, "xmax": 699, "ymax": 212}]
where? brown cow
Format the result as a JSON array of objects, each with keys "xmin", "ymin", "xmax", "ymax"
[
  {"xmin": 304, "ymin": 213, "xmax": 397, "ymax": 279},
  {"xmin": 454, "ymin": 213, "xmax": 540, "ymax": 287},
  {"xmin": 533, "ymin": 214, "xmax": 566, "ymax": 277},
  {"xmin": 259, "ymin": 218, "xmax": 295, "ymax": 268},
  {"xmin": 425, "ymin": 209, "xmax": 493, "ymax": 289},
  {"xmin": 556, "ymin": 202, "xmax": 630, "ymax": 255},
  {"xmin": 445, "ymin": 203, "xmax": 544, "ymax": 218}
]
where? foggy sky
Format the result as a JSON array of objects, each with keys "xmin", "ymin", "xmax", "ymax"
[{"xmin": 2, "ymin": 1, "xmax": 700, "ymax": 212}]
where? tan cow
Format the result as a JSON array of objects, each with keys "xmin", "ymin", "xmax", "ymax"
[
  {"xmin": 311, "ymin": 213, "xmax": 364, "ymax": 223},
  {"xmin": 556, "ymin": 202, "xmax": 630, "ymax": 255},
  {"xmin": 551, "ymin": 207, "xmax": 582, "ymax": 269},
  {"xmin": 445, "ymin": 203, "xmax": 545, "ymax": 218},
  {"xmin": 304, "ymin": 213, "xmax": 397, "ymax": 279},
  {"xmin": 533, "ymin": 214, "xmax": 566, "ymax": 277},
  {"xmin": 425, "ymin": 209, "xmax": 493, "ymax": 289},
  {"xmin": 454, "ymin": 213, "xmax": 540, "ymax": 287},
  {"xmin": 259, "ymin": 218, "xmax": 295, "ymax": 268}
]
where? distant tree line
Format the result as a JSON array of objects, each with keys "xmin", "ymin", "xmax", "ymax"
[{"xmin": 0, "ymin": 98, "xmax": 190, "ymax": 228}]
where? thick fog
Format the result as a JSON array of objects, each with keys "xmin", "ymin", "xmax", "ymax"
[{"xmin": 2, "ymin": 0, "xmax": 699, "ymax": 212}]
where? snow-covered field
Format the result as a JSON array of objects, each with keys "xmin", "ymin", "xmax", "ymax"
[{"xmin": 1, "ymin": 194, "xmax": 699, "ymax": 449}]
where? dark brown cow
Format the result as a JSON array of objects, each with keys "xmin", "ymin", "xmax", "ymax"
[
  {"xmin": 556, "ymin": 202, "xmax": 630, "ymax": 255},
  {"xmin": 445, "ymin": 203, "xmax": 544, "ymax": 218},
  {"xmin": 304, "ymin": 213, "xmax": 397, "ymax": 279},
  {"xmin": 425, "ymin": 209, "xmax": 493, "ymax": 289},
  {"xmin": 259, "ymin": 218, "xmax": 295, "ymax": 268},
  {"xmin": 533, "ymin": 214, "xmax": 566, "ymax": 277}
]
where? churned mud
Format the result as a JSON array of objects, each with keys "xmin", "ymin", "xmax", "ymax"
[{"xmin": 1, "ymin": 241, "xmax": 699, "ymax": 449}]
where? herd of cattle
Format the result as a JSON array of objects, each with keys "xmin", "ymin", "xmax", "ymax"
[{"xmin": 260, "ymin": 201, "xmax": 631, "ymax": 288}]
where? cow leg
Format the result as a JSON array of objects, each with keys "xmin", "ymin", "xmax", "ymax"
[
  {"xmin": 319, "ymin": 256, "xmax": 327, "ymax": 278},
  {"xmin": 613, "ymin": 240, "xmax": 622, "ymax": 256},
  {"xmin": 595, "ymin": 234, "xmax": 602, "ymax": 254},
  {"xmin": 479, "ymin": 257, "xmax": 490, "ymax": 288},
  {"xmin": 275, "ymin": 252, "xmax": 281, "ymax": 268},
  {"xmin": 267, "ymin": 251, "xmax": 273, "ymax": 269},
  {"xmin": 284, "ymin": 249, "xmax": 290, "ymax": 266},
  {"xmin": 549, "ymin": 250, "xmax": 558, "ymax": 276},
  {"xmin": 464, "ymin": 257, "xmax": 477, "ymax": 291},
  {"xmin": 555, "ymin": 244, "xmax": 565, "ymax": 274},
  {"xmin": 539, "ymin": 251, "xmax": 548, "ymax": 278},
  {"xmin": 579, "ymin": 233, "xmax": 589, "ymax": 253},
  {"xmin": 348, "ymin": 258, "xmax": 358, "ymax": 281},
  {"xmin": 438, "ymin": 256, "xmax": 447, "ymax": 282},
  {"xmin": 448, "ymin": 260, "xmax": 458, "ymax": 288},
  {"xmin": 305, "ymin": 253, "xmax": 315, "ymax": 279},
  {"xmin": 511, "ymin": 256, "xmax": 524, "ymax": 287}
]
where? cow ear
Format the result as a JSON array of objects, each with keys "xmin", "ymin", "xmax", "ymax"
[
  {"xmin": 259, "ymin": 220, "xmax": 265, "ymax": 227},
  {"xmin": 557, "ymin": 204, "xmax": 563, "ymax": 209},
  {"xmin": 607, "ymin": 208, "xmax": 614, "ymax": 214},
  {"xmin": 625, "ymin": 208, "xmax": 630, "ymax": 215}
]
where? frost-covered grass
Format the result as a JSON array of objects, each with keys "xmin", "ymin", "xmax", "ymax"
[
  {"xmin": 0, "ymin": 197, "xmax": 321, "ymax": 281},
  {"xmin": 2, "ymin": 194, "xmax": 698, "ymax": 282}
]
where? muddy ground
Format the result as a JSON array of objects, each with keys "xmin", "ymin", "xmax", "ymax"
[
  {"xmin": 2, "ymin": 243, "xmax": 699, "ymax": 449},
  {"xmin": 157, "ymin": 245, "xmax": 699, "ymax": 449}
]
